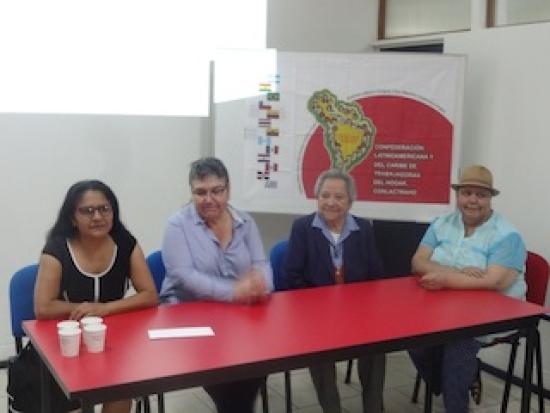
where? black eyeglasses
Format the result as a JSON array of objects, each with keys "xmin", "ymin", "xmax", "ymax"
[
  {"xmin": 192, "ymin": 186, "xmax": 227, "ymax": 198},
  {"xmin": 77, "ymin": 205, "xmax": 113, "ymax": 217}
]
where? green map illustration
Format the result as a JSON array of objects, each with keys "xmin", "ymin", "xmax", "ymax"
[{"xmin": 307, "ymin": 89, "xmax": 376, "ymax": 172}]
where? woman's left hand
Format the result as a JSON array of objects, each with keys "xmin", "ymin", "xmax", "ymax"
[
  {"xmin": 69, "ymin": 302, "xmax": 111, "ymax": 320},
  {"xmin": 234, "ymin": 269, "xmax": 269, "ymax": 304}
]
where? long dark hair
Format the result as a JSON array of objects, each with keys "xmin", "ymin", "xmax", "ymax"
[{"xmin": 47, "ymin": 180, "xmax": 126, "ymax": 241}]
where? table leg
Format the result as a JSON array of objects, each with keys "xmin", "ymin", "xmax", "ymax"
[
  {"xmin": 40, "ymin": 358, "xmax": 51, "ymax": 413},
  {"xmin": 423, "ymin": 378, "xmax": 432, "ymax": 413},
  {"xmin": 284, "ymin": 371, "xmax": 293, "ymax": 413},
  {"xmin": 520, "ymin": 325, "xmax": 537, "ymax": 413}
]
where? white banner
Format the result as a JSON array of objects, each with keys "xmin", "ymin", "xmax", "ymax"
[{"xmin": 214, "ymin": 50, "xmax": 464, "ymax": 221}]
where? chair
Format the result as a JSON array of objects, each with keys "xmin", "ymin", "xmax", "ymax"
[
  {"xmin": 135, "ymin": 251, "xmax": 167, "ymax": 413},
  {"xmin": 146, "ymin": 250, "xmax": 166, "ymax": 294},
  {"xmin": 7, "ymin": 264, "xmax": 38, "ymax": 411},
  {"xmin": 269, "ymin": 240, "xmax": 293, "ymax": 413},
  {"xmin": 411, "ymin": 250, "xmax": 549, "ymax": 413},
  {"xmin": 9, "ymin": 264, "xmax": 39, "ymax": 353},
  {"xmin": 270, "ymin": 239, "xmax": 289, "ymax": 292}
]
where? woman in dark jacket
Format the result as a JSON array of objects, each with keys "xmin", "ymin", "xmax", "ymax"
[{"xmin": 284, "ymin": 169, "xmax": 386, "ymax": 413}]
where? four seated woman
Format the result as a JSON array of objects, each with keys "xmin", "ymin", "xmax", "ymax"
[
  {"xmin": 283, "ymin": 169, "xmax": 386, "ymax": 413},
  {"xmin": 409, "ymin": 165, "xmax": 527, "ymax": 413},
  {"xmin": 159, "ymin": 157, "xmax": 273, "ymax": 413},
  {"xmin": 34, "ymin": 180, "xmax": 159, "ymax": 413}
]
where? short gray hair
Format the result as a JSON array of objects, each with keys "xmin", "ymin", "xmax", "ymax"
[
  {"xmin": 189, "ymin": 157, "xmax": 230, "ymax": 187},
  {"xmin": 314, "ymin": 169, "xmax": 356, "ymax": 202}
]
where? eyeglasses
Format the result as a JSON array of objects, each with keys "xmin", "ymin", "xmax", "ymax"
[
  {"xmin": 192, "ymin": 186, "xmax": 227, "ymax": 198},
  {"xmin": 77, "ymin": 204, "xmax": 113, "ymax": 217}
]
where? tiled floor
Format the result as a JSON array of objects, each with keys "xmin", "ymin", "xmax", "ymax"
[{"xmin": 0, "ymin": 351, "xmax": 548, "ymax": 412}]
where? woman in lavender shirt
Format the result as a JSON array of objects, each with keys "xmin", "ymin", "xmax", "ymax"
[{"xmin": 160, "ymin": 157, "xmax": 273, "ymax": 413}]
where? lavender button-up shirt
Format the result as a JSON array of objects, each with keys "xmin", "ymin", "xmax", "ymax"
[{"xmin": 160, "ymin": 203, "xmax": 273, "ymax": 303}]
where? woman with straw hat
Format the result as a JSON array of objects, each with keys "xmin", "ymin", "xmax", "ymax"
[{"xmin": 409, "ymin": 165, "xmax": 527, "ymax": 413}]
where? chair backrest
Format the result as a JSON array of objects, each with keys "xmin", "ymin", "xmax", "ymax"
[
  {"xmin": 270, "ymin": 240, "xmax": 289, "ymax": 291},
  {"xmin": 146, "ymin": 250, "xmax": 166, "ymax": 294},
  {"xmin": 372, "ymin": 220, "xmax": 429, "ymax": 277},
  {"xmin": 525, "ymin": 251, "xmax": 549, "ymax": 306},
  {"xmin": 9, "ymin": 264, "xmax": 39, "ymax": 351}
]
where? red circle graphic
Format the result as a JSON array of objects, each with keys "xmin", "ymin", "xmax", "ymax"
[{"xmin": 301, "ymin": 95, "xmax": 452, "ymax": 203}]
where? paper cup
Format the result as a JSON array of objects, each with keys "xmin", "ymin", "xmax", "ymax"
[
  {"xmin": 59, "ymin": 328, "xmax": 81, "ymax": 357},
  {"xmin": 83, "ymin": 323, "xmax": 107, "ymax": 353},
  {"xmin": 80, "ymin": 316, "xmax": 103, "ymax": 326},
  {"xmin": 57, "ymin": 320, "xmax": 80, "ymax": 331}
]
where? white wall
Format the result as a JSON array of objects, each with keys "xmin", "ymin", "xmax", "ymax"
[
  {"xmin": 0, "ymin": 115, "xmax": 210, "ymax": 358},
  {"xmin": 0, "ymin": 0, "xmax": 378, "ymax": 360}
]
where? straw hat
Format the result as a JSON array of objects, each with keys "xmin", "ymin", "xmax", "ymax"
[{"xmin": 451, "ymin": 165, "xmax": 499, "ymax": 196}]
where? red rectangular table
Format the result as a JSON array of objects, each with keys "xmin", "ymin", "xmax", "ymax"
[{"xmin": 24, "ymin": 276, "xmax": 548, "ymax": 412}]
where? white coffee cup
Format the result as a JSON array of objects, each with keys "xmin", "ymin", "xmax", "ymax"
[
  {"xmin": 80, "ymin": 316, "xmax": 103, "ymax": 327},
  {"xmin": 83, "ymin": 323, "xmax": 107, "ymax": 353},
  {"xmin": 59, "ymin": 328, "xmax": 81, "ymax": 357},
  {"xmin": 57, "ymin": 320, "xmax": 80, "ymax": 331}
]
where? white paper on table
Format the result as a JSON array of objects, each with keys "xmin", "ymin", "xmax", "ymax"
[{"xmin": 148, "ymin": 327, "xmax": 214, "ymax": 339}]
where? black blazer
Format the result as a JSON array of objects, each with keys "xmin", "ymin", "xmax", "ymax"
[{"xmin": 283, "ymin": 213, "xmax": 384, "ymax": 289}]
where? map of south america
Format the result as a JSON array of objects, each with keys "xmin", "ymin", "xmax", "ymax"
[{"xmin": 307, "ymin": 89, "xmax": 376, "ymax": 173}]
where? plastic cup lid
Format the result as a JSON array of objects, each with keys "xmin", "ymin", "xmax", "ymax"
[
  {"xmin": 80, "ymin": 316, "xmax": 103, "ymax": 325},
  {"xmin": 84, "ymin": 323, "xmax": 106, "ymax": 332},
  {"xmin": 58, "ymin": 328, "xmax": 81, "ymax": 336},
  {"xmin": 57, "ymin": 320, "xmax": 80, "ymax": 329}
]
